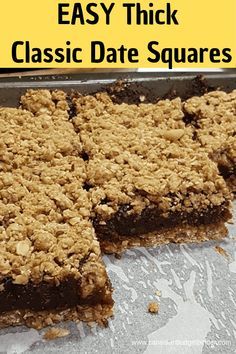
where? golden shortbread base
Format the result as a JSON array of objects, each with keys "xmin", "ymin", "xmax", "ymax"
[{"xmin": 0, "ymin": 303, "xmax": 113, "ymax": 330}]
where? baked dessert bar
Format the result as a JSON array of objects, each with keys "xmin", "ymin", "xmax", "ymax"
[
  {"xmin": 72, "ymin": 93, "xmax": 232, "ymax": 253},
  {"xmin": 0, "ymin": 86, "xmax": 233, "ymax": 330},
  {"xmin": 0, "ymin": 93, "xmax": 113, "ymax": 329},
  {"xmin": 184, "ymin": 90, "xmax": 236, "ymax": 192}
]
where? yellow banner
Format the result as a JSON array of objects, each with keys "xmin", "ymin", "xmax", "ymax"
[{"xmin": 0, "ymin": 0, "xmax": 235, "ymax": 68}]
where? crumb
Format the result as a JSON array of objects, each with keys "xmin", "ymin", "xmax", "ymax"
[
  {"xmin": 98, "ymin": 318, "xmax": 109, "ymax": 328},
  {"xmin": 73, "ymin": 93, "xmax": 231, "ymax": 221},
  {"xmin": 139, "ymin": 95, "xmax": 146, "ymax": 102},
  {"xmin": 114, "ymin": 253, "xmax": 122, "ymax": 259},
  {"xmin": 155, "ymin": 290, "xmax": 162, "ymax": 297},
  {"xmin": 43, "ymin": 327, "xmax": 70, "ymax": 340},
  {"xmin": 214, "ymin": 246, "xmax": 229, "ymax": 259},
  {"xmin": 148, "ymin": 302, "xmax": 159, "ymax": 314},
  {"xmin": 184, "ymin": 90, "xmax": 236, "ymax": 193},
  {"xmin": 227, "ymin": 219, "xmax": 234, "ymax": 224},
  {"xmin": 87, "ymin": 321, "xmax": 97, "ymax": 328}
]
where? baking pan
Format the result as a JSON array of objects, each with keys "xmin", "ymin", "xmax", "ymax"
[
  {"xmin": 0, "ymin": 71, "xmax": 236, "ymax": 107},
  {"xmin": 0, "ymin": 71, "xmax": 235, "ymax": 354}
]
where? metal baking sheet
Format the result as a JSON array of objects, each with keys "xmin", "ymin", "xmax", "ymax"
[
  {"xmin": 0, "ymin": 70, "xmax": 236, "ymax": 106},
  {"xmin": 0, "ymin": 72, "xmax": 235, "ymax": 354}
]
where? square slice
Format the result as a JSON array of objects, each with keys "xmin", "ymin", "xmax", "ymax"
[{"xmin": 72, "ymin": 93, "xmax": 232, "ymax": 253}]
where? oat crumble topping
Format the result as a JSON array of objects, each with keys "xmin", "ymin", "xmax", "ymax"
[
  {"xmin": 72, "ymin": 93, "xmax": 231, "ymax": 221},
  {"xmin": 0, "ymin": 86, "xmax": 234, "ymax": 329}
]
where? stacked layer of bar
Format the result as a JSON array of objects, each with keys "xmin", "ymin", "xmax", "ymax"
[
  {"xmin": 72, "ymin": 93, "xmax": 232, "ymax": 253},
  {"xmin": 0, "ymin": 91, "xmax": 113, "ymax": 329}
]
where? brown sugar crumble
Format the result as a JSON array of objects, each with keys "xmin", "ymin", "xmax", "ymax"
[{"xmin": 148, "ymin": 302, "xmax": 159, "ymax": 314}]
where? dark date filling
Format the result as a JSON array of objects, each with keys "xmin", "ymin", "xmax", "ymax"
[
  {"xmin": 94, "ymin": 203, "xmax": 231, "ymax": 239},
  {"xmin": 0, "ymin": 277, "xmax": 113, "ymax": 313},
  {"xmin": 218, "ymin": 164, "xmax": 236, "ymax": 179}
]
